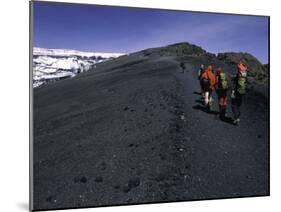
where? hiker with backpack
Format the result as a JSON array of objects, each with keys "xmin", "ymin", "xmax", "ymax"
[
  {"xmin": 231, "ymin": 59, "xmax": 248, "ymax": 125},
  {"xmin": 215, "ymin": 67, "xmax": 229, "ymax": 119},
  {"xmin": 200, "ymin": 65, "xmax": 216, "ymax": 111},
  {"xmin": 180, "ymin": 61, "xmax": 186, "ymax": 73},
  {"xmin": 198, "ymin": 64, "xmax": 205, "ymax": 98}
]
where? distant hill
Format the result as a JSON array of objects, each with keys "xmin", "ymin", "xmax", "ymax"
[
  {"xmin": 123, "ymin": 42, "xmax": 268, "ymax": 91},
  {"xmin": 141, "ymin": 42, "xmax": 207, "ymax": 57}
]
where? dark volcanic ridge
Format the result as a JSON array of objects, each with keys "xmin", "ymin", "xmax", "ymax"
[{"xmin": 154, "ymin": 43, "xmax": 268, "ymax": 83}]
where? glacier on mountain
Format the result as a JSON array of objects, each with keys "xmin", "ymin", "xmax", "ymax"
[{"xmin": 33, "ymin": 47, "xmax": 124, "ymax": 87}]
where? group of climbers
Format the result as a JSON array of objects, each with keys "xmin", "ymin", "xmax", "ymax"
[{"xmin": 198, "ymin": 59, "xmax": 248, "ymax": 125}]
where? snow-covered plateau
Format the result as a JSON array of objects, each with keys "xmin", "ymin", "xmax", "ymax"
[{"xmin": 33, "ymin": 47, "xmax": 124, "ymax": 87}]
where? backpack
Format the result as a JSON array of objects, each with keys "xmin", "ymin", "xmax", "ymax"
[
  {"xmin": 236, "ymin": 73, "xmax": 247, "ymax": 95},
  {"xmin": 218, "ymin": 73, "xmax": 228, "ymax": 90}
]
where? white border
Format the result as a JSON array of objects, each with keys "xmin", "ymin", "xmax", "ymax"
[{"xmin": 1, "ymin": 0, "xmax": 279, "ymax": 211}]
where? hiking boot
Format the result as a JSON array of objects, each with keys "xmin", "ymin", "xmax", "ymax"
[{"xmin": 233, "ymin": 118, "xmax": 240, "ymax": 125}]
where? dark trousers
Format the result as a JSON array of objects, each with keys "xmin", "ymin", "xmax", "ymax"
[
  {"xmin": 231, "ymin": 94, "xmax": 243, "ymax": 119},
  {"xmin": 217, "ymin": 90, "xmax": 227, "ymax": 118}
]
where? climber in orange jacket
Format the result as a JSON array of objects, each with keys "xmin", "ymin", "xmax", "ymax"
[{"xmin": 200, "ymin": 65, "xmax": 216, "ymax": 111}]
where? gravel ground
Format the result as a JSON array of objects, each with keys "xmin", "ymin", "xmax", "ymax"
[{"xmin": 32, "ymin": 50, "xmax": 269, "ymax": 210}]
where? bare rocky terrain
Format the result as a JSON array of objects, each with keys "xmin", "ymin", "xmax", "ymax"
[{"xmin": 32, "ymin": 43, "xmax": 269, "ymax": 211}]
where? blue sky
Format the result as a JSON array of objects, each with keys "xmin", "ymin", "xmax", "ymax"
[{"xmin": 33, "ymin": 1, "xmax": 269, "ymax": 63}]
